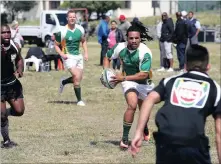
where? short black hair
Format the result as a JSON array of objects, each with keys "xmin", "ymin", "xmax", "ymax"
[
  {"xmin": 126, "ymin": 21, "xmax": 153, "ymax": 42},
  {"xmin": 189, "ymin": 11, "xmax": 194, "ymax": 15},
  {"xmin": 186, "ymin": 45, "xmax": 209, "ymax": 72},
  {"xmin": 111, "ymin": 20, "xmax": 117, "ymax": 24}
]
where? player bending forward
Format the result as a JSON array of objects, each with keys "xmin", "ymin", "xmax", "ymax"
[{"xmin": 130, "ymin": 45, "xmax": 221, "ymax": 164}]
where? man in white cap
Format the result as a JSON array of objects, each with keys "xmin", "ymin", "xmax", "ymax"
[{"xmin": 181, "ymin": 10, "xmax": 188, "ymax": 20}]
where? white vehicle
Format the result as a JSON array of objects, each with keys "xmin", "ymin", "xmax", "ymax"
[{"xmin": 19, "ymin": 10, "xmax": 68, "ymax": 47}]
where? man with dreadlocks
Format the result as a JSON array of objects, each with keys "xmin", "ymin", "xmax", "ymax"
[{"xmin": 103, "ymin": 21, "xmax": 154, "ymax": 150}]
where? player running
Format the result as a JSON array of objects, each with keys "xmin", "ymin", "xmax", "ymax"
[
  {"xmin": 103, "ymin": 21, "xmax": 153, "ymax": 150},
  {"xmin": 54, "ymin": 9, "xmax": 88, "ymax": 106},
  {"xmin": 1, "ymin": 24, "xmax": 25, "ymax": 148}
]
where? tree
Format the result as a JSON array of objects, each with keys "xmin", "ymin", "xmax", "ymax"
[
  {"xmin": 1, "ymin": 1, "xmax": 37, "ymax": 21},
  {"xmin": 60, "ymin": 1, "xmax": 123, "ymax": 20}
]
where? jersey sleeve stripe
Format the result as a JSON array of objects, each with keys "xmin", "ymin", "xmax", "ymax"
[{"xmin": 213, "ymin": 80, "xmax": 221, "ymax": 107}]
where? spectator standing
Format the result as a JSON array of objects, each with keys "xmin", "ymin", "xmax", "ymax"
[
  {"xmin": 118, "ymin": 15, "xmax": 131, "ymax": 42},
  {"xmin": 10, "ymin": 20, "xmax": 23, "ymax": 50},
  {"xmin": 97, "ymin": 14, "xmax": 110, "ymax": 66},
  {"xmin": 159, "ymin": 12, "xmax": 174, "ymax": 72},
  {"xmin": 107, "ymin": 20, "xmax": 124, "ymax": 70},
  {"xmin": 173, "ymin": 12, "xmax": 188, "ymax": 71},
  {"xmin": 156, "ymin": 20, "xmax": 164, "ymax": 71},
  {"xmin": 187, "ymin": 11, "xmax": 201, "ymax": 46}
]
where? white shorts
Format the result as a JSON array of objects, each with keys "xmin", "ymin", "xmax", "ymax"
[
  {"xmin": 161, "ymin": 41, "xmax": 173, "ymax": 59},
  {"xmin": 62, "ymin": 54, "xmax": 83, "ymax": 70},
  {"xmin": 121, "ymin": 81, "xmax": 155, "ymax": 100}
]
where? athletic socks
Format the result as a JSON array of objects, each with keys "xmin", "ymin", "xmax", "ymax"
[
  {"xmin": 1, "ymin": 118, "xmax": 10, "ymax": 142},
  {"xmin": 144, "ymin": 125, "xmax": 149, "ymax": 136},
  {"xmin": 62, "ymin": 77, "xmax": 73, "ymax": 85},
  {"xmin": 74, "ymin": 85, "xmax": 81, "ymax": 102},
  {"xmin": 122, "ymin": 121, "xmax": 132, "ymax": 141}
]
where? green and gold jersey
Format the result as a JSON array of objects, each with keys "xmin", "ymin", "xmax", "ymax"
[
  {"xmin": 54, "ymin": 24, "xmax": 84, "ymax": 56},
  {"xmin": 106, "ymin": 42, "xmax": 153, "ymax": 84}
]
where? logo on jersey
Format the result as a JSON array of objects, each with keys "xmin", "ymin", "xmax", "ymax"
[
  {"xmin": 11, "ymin": 53, "xmax": 16, "ymax": 62},
  {"xmin": 170, "ymin": 78, "xmax": 210, "ymax": 108},
  {"xmin": 68, "ymin": 36, "xmax": 73, "ymax": 40}
]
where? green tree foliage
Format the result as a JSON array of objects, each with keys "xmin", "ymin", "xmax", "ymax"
[
  {"xmin": 60, "ymin": 1, "xmax": 123, "ymax": 19},
  {"xmin": 1, "ymin": 1, "xmax": 37, "ymax": 21}
]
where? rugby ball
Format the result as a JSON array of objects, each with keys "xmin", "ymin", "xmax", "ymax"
[{"xmin": 100, "ymin": 68, "xmax": 117, "ymax": 89}]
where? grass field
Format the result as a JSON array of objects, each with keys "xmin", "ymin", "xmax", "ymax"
[{"xmin": 1, "ymin": 41, "xmax": 220, "ymax": 163}]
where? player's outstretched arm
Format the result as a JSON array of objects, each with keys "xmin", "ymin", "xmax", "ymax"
[
  {"xmin": 130, "ymin": 91, "xmax": 161, "ymax": 157},
  {"xmin": 215, "ymin": 114, "xmax": 221, "ymax": 164},
  {"xmin": 15, "ymin": 52, "xmax": 24, "ymax": 78}
]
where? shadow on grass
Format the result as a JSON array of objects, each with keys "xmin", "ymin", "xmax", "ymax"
[
  {"xmin": 94, "ymin": 64, "xmax": 102, "ymax": 67},
  {"xmin": 90, "ymin": 140, "xmax": 154, "ymax": 147},
  {"xmin": 90, "ymin": 140, "xmax": 120, "ymax": 146},
  {"xmin": 47, "ymin": 100, "xmax": 76, "ymax": 104}
]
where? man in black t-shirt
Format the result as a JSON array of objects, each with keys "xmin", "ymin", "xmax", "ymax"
[
  {"xmin": 1, "ymin": 24, "xmax": 25, "ymax": 148},
  {"xmin": 130, "ymin": 45, "xmax": 221, "ymax": 164}
]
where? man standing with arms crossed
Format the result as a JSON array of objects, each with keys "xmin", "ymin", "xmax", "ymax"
[{"xmin": 54, "ymin": 9, "xmax": 88, "ymax": 106}]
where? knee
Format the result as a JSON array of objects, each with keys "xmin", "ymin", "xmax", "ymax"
[
  {"xmin": 127, "ymin": 104, "xmax": 137, "ymax": 111},
  {"xmin": 73, "ymin": 80, "xmax": 80, "ymax": 86}
]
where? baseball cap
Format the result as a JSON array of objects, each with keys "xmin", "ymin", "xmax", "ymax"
[
  {"xmin": 119, "ymin": 15, "xmax": 126, "ymax": 21},
  {"xmin": 105, "ymin": 12, "xmax": 111, "ymax": 17}
]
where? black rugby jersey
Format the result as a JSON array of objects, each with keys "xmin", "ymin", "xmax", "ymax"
[
  {"xmin": 1, "ymin": 40, "xmax": 19, "ymax": 84},
  {"xmin": 154, "ymin": 71, "xmax": 221, "ymax": 144}
]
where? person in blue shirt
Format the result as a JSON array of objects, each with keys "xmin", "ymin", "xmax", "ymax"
[{"xmin": 97, "ymin": 14, "xmax": 110, "ymax": 66}]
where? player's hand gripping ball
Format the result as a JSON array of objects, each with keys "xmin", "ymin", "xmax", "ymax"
[{"xmin": 100, "ymin": 68, "xmax": 117, "ymax": 89}]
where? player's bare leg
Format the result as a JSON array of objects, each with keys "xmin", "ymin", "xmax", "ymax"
[
  {"xmin": 138, "ymin": 99, "xmax": 150, "ymax": 142},
  {"xmin": 1, "ymin": 98, "xmax": 24, "ymax": 148},
  {"xmin": 120, "ymin": 90, "xmax": 138, "ymax": 150}
]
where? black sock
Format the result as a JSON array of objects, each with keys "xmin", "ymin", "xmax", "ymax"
[
  {"xmin": 62, "ymin": 77, "xmax": 73, "ymax": 85},
  {"xmin": 74, "ymin": 85, "xmax": 81, "ymax": 102},
  {"xmin": 144, "ymin": 125, "xmax": 149, "ymax": 136},
  {"xmin": 122, "ymin": 121, "xmax": 132, "ymax": 141},
  {"xmin": 1, "ymin": 118, "xmax": 10, "ymax": 142}
]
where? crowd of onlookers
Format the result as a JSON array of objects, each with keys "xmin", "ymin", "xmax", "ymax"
[
  {"xmin": 97, "ymin": 13, "xmax": 137, "ymax": 70},
  {"xmin": 156, "ymin": 10, "xmax": 201, "ymax": 72},
  {"xmin": 97, "ymin": 10, "xmax": 201, "ymax": 72},
  {"xmin": 11, "ymin": 11, "xmax": 201, "ymax": 73}
]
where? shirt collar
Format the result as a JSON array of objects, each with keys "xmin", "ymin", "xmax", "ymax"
[{"xmin": 189, "ymin": 71, "xmax": 209, "ymax": 78}]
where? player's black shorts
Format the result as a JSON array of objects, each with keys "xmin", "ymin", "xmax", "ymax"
[
  {"xmin": 1, "ymin": 79, "xmax": 24, "ymax": 102},
  {"xmin": 153, "ymin": 132, "xmax": 211, "ymax": 164}
]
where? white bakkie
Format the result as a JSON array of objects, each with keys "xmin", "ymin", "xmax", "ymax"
[{"xmin": 19, "ymin": 10, "xmax": 67, "ymax": 47}]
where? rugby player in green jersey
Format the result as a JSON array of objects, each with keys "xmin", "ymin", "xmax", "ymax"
[
  {"xmin": 54, "ymin": 9, "xmax": 88, "ymax": 106},
  {"xmin": 103, "ymin": 21, "xmax": 153, "ymax": 149}
]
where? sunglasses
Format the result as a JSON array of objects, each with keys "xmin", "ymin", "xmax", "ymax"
[{"xmin": 1, "ymin": 31, "xmax": 11, "ymax": 34}]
